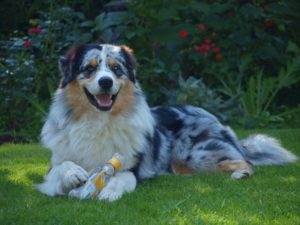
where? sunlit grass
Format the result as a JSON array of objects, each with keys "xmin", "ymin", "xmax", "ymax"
[{"xmin": 0, "ymin": 129, "xmax": 299, "ymax": 225}]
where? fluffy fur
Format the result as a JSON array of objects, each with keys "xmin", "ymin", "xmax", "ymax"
[{"xmin": 37, "ymin": 43, "xmax": 298, "ymax": 201}]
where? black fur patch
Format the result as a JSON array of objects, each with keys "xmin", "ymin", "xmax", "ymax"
[
  {"xmin": 217, "ymin": 156, "xmax": 231, "ymax": 163},
  {"xmin": 204, "ymin": 141, "xmax": 224, "ymax": 151},
  {"xmin": 152, "ymin": 130, "xmax": 161, "ymax": 162},
  {"xmin": 60, "ymin": 44, "xmax": 103, "ymax": 88},
  {"xmin": 120, "ymin": 46, "xmax": 136, "ymax": 83},
  {"xmin": 151, "ymin": 107, "xmax": 183, "ymax": 134},
  {"xmin": 190, "ymin": 129, "xmax": 209, "ymax": 146},
  {"xmin": 129, "ymin": 152, "xmax": 144, "ymax": 180},
  {"xmin": 186, "ymin": 155, "xmax": 192, "ymax": 162}
]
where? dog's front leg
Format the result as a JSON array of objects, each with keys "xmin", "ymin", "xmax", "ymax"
[
  {"xmin": 37, "ymin": 161, "xmax": 89, "ymax": 196},
  {"xmin": 97, "ymin": 171, "xmax": 137, "ymax": 202}
]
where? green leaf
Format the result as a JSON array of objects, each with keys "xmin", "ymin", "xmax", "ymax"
[
  {"xmin": 79, "ymin": 21, "xmax": 94, "ymax": 28},
  {"xmin": 211, "ymin": 2, "xmax": 232, "ymax": 14},
  {"xmin": 240, "ymin": 3, "xmax": 264, "ymax": 19},
  {"xmin": 105, "ymin": 0, "xmax": 126, "ymax": 7},
  {"xmin": 189, "ymin": 2, "xmax": 210, "ymax": 14},
  {"xmin": 286, "ymin": 41, "xmax": 299, "ymax": 53},
  {"xmin": 98, "ymin": 12, "xmax": 129, "ymax": 30},
  {"xmin": 257, "ymin": 43, "xmax": 280, "ymax": 61}
]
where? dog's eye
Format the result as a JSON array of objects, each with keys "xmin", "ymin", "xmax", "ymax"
[
  {"xmin": 111, "ymin": 64, "xmax": 120, "ymax": 72},
  {"xmin": 110, "ymin": 64, "xmax": 123, "ymax": 77},
  {"xmin": 85, "ymin": 65, "xmax": 96, "ymax": 73}
]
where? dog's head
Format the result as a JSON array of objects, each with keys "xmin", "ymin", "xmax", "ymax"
[{"xmin": 59, "ymin": 44, "xmax": 137, "ymax": 115}]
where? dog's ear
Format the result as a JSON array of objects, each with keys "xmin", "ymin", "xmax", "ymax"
[
  {"xmin": 58, "ymin": 45, "xmax": 81, "ymax": 88},
  {"xmin": 120, "ymin": 45, "xmax": 137, "ymax": 83},
  {"xmin": 58, "ymin": 56, "xmax": 71, "ymax": 88}
]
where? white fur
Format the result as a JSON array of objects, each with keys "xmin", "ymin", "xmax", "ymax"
[
  {"xmin": 241, "ymin": 134, "xmax": 298, "ymax": 165},
  {"xmin": 82, "ymin": 46, "xmax": 120, "ymax": 96},
  {"xmin": 38, "ymin": 44, "xmax": 155, "ymax": 199},
  {"xmin": 84, "ymin": 70, "xmax": 120, "ymax": 96},
  {"xmin": 38, "ymin": 86, "xmax": 154, "ymax": 197},
  {"xmin": 37, "ymin": 161, "xmax": 89, "ymax": 196},
  {"xmin": 81, "ymin": 49, "xmax": 102, "ymax": 68},
  {"xmin": 97, "ymin": 171, "xmax": 137, "ymax": 202},
  {"xmin": 231, "ymin": 168, "xmax": 253, "ymax": 180}
]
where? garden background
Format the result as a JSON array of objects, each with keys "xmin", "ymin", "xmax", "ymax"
[
  {"xmin": 0, "ymin": 1, "xmax": 300, "ymax": 225},
  {"xmin": 0, "ymin": 0, "xmax": 300, "ymax": 142}
]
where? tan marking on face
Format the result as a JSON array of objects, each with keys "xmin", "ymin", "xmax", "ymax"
[
  {"xmin": 107, "ymin": 58, "xmax": 117, "ymax": 67},
  {"xmin": 89, "ymin": 58, "xmax": 98, "ymax": 67},
  {"xmin": 172, "ymin": 161, "xmax": 195, "ymax": 175},
  {"xmin": 217, "ymin": 160, "xmax": 252, "ymax": 172},
  {"xmin": 65, "ymin": 81, "xmax": 94, "ymax": 120},
  {"xmin": 111, "ymin": 80, "xmax": 136, "ymax": 116}
]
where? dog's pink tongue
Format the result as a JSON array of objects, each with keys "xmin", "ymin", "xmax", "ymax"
[{"xmin": 95, "ymin": 94, "xmax": 112, "ymax": 107}]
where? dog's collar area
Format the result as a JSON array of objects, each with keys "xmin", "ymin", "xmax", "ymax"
[{"xmin": 84, "ymin": 88, "xmax": 119, "ymax": 111}]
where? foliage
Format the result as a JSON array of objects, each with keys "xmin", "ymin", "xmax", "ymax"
[
  {"xmin": 0, "ymin": 129, "xmax": 300, "ymax": 224},
  {"xmin": 240, "ymin": 56, "xmax": 300, "ymax": 128},
  {"xmin": 0, "ymin": 0, "xmax": 108, "ymax": 38},
  {"xmin": 1, "ymin": 0, "xmax": 300, "ymax": 141},
  {"xmin": 0, "ymin": 5, "xmax": 96, "ymax": 141},
  {"xmin": 98, "ymin": 0, "xmax": 300, "ymax": 126},
  {"xmin": 162, "ymin": 76, "xmax": 239, "ymax": 122}
]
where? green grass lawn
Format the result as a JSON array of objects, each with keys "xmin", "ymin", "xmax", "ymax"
[{"xmin": 0, "ymin": 129, "xmax": 299, "ymax": 225}]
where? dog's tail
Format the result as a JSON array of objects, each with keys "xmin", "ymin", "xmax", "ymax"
[{"xmin": 239, "ymin": 134, "xmax": 298, "ymax": 165}]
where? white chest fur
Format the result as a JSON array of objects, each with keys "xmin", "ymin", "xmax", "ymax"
[
  {"xmin": 64, "ymin": 114, "xmax": 146, "ymax": 170},
  {"xmin": 42, "ymin": 96, "xmax": 154, "ymax": 172}
]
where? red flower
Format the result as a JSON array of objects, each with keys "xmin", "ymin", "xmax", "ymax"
[
  {"xmin": 213, "ymin": 47, "xmax": 220, "ymax": 53},
  {"xmin": 202, "ymin": 44, "xmax": 210, "ymax": 53},
  {"xmin": 179, "ymin": 30, "xmax": 188, "ymax": 39},
  {"xmin": 194, "ymin": 44, "xmax": 211, "ymax": 54},
  {"xmin": 265, "ymin": 19, "xmax": 273, "ymax": 28},
  {"xmin": 198, "ymin": 23, "xmax": 206, "ymax": 31},
  {"xmin": 24, "ymin": 40, "xmax": 32, "ymax": 48},
  {"xmin": 211, "ymin": 32, "xmax": 217, "ymax": 37},
  {"xmin": 194, "ymin": 45, "xmax": 202, "ymax": 53},
  {"xmin": 29, "ymin": 27, "xmax": 42, "ymax": 34}
]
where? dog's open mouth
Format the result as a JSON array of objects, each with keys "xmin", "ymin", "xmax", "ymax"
[{"xmin": 84, "ymin": 88, "xmax": 119, "ymax": 111}]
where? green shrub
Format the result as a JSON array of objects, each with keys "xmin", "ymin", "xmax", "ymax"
[
  {"xmin": 1, "ymin": 0, "xmax": 300, "ymax": 141},
  {"xmin": 98, "ymin": 0, "xmax": 300, "ymax": 126},
  {"xmin": 0, "ymin": 5, "xmax": 96, "ymax": 141}
]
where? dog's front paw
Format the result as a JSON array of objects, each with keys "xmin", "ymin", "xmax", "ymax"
[
  {"xmin": 61, "ymin": 161, "xmax": 89, "ymax": 191},
  {"xmin": 97, "ymin": 176, "xmax": 124, "ymax": 202},
  {"xmin": 97, "ymin": 172, "xmax": 137, "ymax": 202},
  {"xmin": 98, "ymin": 185, "xmax": 123, "ymax": 202}
]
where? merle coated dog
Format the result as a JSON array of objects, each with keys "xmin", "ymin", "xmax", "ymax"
[{"xmin": 37, "ymin": 44, "xmax": 298, "ymax": 201}]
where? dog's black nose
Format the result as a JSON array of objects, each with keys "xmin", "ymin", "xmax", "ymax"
[{"xmin": 98, "ymin": 77, "xmax": 113, "ymax": 90}]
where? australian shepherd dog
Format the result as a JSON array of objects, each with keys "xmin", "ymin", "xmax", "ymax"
[{"xmin": 37, "ymin": 43, "xmax": 298, "ymax": 201}]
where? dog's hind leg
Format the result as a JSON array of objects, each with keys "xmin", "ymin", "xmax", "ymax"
[
  {"xmin": 172, "ymin": 159, "xmax": 254, "ymax": 179},
  {"xmin": 216, "ymin": 159, "xmax": 254, "ymax": 179},
  {"xmin": 172, "ymin": 141, "xmax": 254, "ymax": 179}
]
